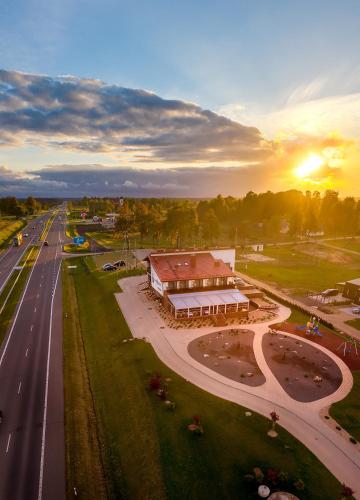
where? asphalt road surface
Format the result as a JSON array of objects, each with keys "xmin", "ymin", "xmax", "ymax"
[
  {"xmin": 0, "ymin": 215, "xmax": 48, "ymax": 296},
  {"xmin": 0, "ymin": 211, "xmax": 66, "ymax": 500}
]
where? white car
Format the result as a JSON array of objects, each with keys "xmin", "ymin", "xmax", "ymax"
[{"xmin": 352, "ymin": 307, "xmax": 360, "ymax": 314}]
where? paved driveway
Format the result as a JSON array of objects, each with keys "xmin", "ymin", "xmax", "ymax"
[{"xmin": 116, "ymin": 276, "xmax": 360, "ymax": 497}]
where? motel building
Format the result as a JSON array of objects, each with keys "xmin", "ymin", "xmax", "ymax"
[{"xmin": 147, "ymin": 249, "xmax": 249, "ymax": 320}]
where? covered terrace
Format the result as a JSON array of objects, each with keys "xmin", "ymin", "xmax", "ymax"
[{"xmin": 167, "ymin": 288, "xmax": 249, "ymax": 319}]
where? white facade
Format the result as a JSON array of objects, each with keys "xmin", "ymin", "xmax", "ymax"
[{"xmin": 209, "ymin": 248, "xmax": 235, "ymax": 270}]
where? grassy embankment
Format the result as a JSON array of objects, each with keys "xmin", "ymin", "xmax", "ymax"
[
  {"xmin": 62, "ymin": 257, "xmax": 341, "ymax": 499},
  {"xmin": 0, "ymin": 245, "xmax": 39, "ymax": 345},
  {"xmin": 64, "ymin": 222, "xmax": 90, "ymax": 253},
  {"xmin": 237, "ymin": 245, "xmax": 360, "ymax": 296},
  {"xmin": 0, "ymin": 219, "xmax": 25, "ymax": 249}
]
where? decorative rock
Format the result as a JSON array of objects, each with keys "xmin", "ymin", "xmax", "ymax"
[
  {"xmin": 258, "ymin": 484, "xmax": 270, "ymax": 497},
  {"xmin": 245, "ymin": 411, "xmax": 252, "ymax": 417}
]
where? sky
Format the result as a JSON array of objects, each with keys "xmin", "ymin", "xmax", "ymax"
[{"xmin": 0, "ymin": 0, "xmax": 359, "ymax": 197}]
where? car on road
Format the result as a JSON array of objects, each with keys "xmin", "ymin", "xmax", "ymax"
[
  {"xmin": 352, "ymin": 307, "xmax": 360, "ymax": 314},
  {"xmin": 102, "ymin": 263, "xmax": 117, "ymax": 271},
  {"xmin": 43, "ymin": 241, "xmax": 49, "ymax": 246}
]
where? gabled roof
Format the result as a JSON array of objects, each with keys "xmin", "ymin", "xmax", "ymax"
[
  {"xmin": 346, "ymin": 278, "xmax": 360, "ymax": 287},
  {"xmin": 149, "ymin": 252, "xmax": 234, "ymax": 282}
]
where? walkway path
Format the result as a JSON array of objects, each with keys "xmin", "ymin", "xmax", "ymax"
[{"xmin": 116, "ymin": 276, "xmax": 360, "ymax": 497}]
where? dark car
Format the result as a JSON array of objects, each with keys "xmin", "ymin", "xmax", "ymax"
[
  {"xmin": 114, "ymin": 260, "xmax": 126, "ymax": 268},
  {"xmin": 102, "ymin": 263, "xmax": 116, "ymax": 271},
  {"xmin": 43, "ymin": 241, "xmax": 49, "ymax": 246}
]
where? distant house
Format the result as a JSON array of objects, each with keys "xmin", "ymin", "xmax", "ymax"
[
  {"xmin": 305, "ymin": 230, "xmax": 325, "ymax": 237},
  {"xmin": 249, "ymin": 244, "xmax": 264, "ymax": 252},
  {"xmin": 342, "ymin": 278, "xmax": 360, "ymax": 305},
  {"xmin": 148, "ymin": 248, "xmax": 249, "ymax": 319}
]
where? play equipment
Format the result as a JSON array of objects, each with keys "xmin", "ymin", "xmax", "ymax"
[
  {"xmin": 336, "ymin": 335, "xmax": 360, "ymax": 357},
  {"xmin": 296, "ymin": 316, "xmax": 323, "ymax": 337}
]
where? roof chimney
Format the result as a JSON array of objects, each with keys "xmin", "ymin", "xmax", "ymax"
[
  {"xmin": 214, "ymin": 260, "xmax": 220, "ymax": 267},
  {"xmin": 190, "ymin": 254, "xmax": 196, "ymax": 267}
]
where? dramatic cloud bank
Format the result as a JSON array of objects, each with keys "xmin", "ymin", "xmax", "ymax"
[
  {"xmin": 0, "ymin": 163, "xmax": 284, "ymax": 198},
  {"xmin": 0, "ymin": 69, "xmax": 270, "ymax": 163}
]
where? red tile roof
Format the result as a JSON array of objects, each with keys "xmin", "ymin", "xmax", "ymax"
[{"xmin": 149, "ymin": 252, "xmax": 234, "ymax": 282}]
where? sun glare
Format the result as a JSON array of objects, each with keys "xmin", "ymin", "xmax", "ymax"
[{"xmin": 295, "ymin": 154, "xmax": 324, "ymax": 178}]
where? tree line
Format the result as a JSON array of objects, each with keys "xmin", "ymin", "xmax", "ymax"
[
  {"xmin": 0, "ymin": 196, "xmax": 56, "ymax": 217},
  {"xmin": 70, "ymin": 190, "xmax": 360, "ymax": 246}
]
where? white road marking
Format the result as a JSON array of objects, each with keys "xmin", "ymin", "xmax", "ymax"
[
  {"xmin": 25, "ymin": 348, "xmax": 29, "ymax": 357},
  {"xmin": 38, "ymin": 261, "xmax": 62, "ymax": 500},
  {"xmin": 6, "ymin": 433, "xmax": 11, "ymax": 454},
  {"xmin": 37, "ymin": 293, "xmax": 40, "ymax": 298},
  {"xmin": 30, "ymin": 325, "xmax": 34, "ymax": 331},
  {"xmin": 18, "ymin": 381, "xmax": 22, "ymax": 394},
  {"xmin": 34, "ymin": 307, "xmax": 37, "ymax": 313},
  {"xmin": 0, "ymin": 222, "xmax": 47, "ymax": 369}
]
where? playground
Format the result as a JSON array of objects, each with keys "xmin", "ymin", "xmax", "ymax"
[
  {"xmin": 272, "ymin": 318, "xmax": 360, "ymax": 371},
  {"xmin": 262, "ymin": 331, "xmax": 343, "ymax": 402},
  {"xmin": 187, "ymin": 328, "xmax": 266, "ymax": 386}
]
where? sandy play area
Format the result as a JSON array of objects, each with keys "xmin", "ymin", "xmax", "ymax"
[
  {"xmin": 188, "ymin": 329, "xmax": 265, "ymax": 386},
  {"xmin": 262, "ymin": 332, "xmax": 342, "ymax": 402}
]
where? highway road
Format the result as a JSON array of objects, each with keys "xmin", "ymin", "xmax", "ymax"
[
  {"xmin": 0, "ymin": 211, "xmax": 66, "ymax": 500},
  {"xmin": 0, "ymin": 215, "xmax": 48, "ymax": 296}
]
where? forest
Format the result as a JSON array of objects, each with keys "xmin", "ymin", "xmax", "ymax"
[{"xmin": 69, "ymin": 190, "xmax": 360, "ymax": 247}]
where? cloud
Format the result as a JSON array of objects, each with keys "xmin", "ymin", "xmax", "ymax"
[
  {"xmin": 0, "ymin": 162, "xmax": 285, "ymax": 197},
  {"xmin": 219, "ymin": 92, "xmax": 360, "ymax": 139},
  {"xmin": 0, "ymin": 69, "xmax": 271, "ymax": 164}
]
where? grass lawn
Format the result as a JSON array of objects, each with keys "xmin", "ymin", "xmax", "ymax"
[
  {"xmin": 237, "ymin": 245, "xmax": 360, "ymax": 295},
  {"xmin": 330, "ymin": 371, "xmax": 360, "ymax": 442},
  {"xmin": 345, "ymin": 318, "xmax": 360, "ymax": 331},
  {"xmin": 62, "ymin": 264, "xmax": 107, "ymax": 499},
  {"xmin": 326, "ymin": 238, "xmax": 360, "ymax": 253},
  {"xmin": 0, "ymin": 219, "xmax": 25, "ymax": 248},
  {"xmin": 92, "ymin": 250, "xmax": 137, "ymax": 269},
  {"xmin": 63, "ymin": 257, "xmax": 341, "ymax": 500},
  {"xmin": 0, "ymin": 245, "xmax": 39, "ymax": 345}
]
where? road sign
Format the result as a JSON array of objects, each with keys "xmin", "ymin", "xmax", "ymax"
[{"xmin": 73, "ymin": 236, "xmax": 85, "ymax": 245}]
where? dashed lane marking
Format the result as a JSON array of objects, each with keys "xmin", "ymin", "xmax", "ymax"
[
  {"xmin": 18, "ymin": 381, "xmax": 22, "ymax": 395},
  {"xmin": 6, "ymin": 434, "xmax": 11, "ymax": 454}
]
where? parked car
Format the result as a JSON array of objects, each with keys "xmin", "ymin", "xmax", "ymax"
[
  {"xmin": 102, "ymin": 263, "xmax": 116, "ymax": 271},
  {"xmin": 114, "ymin": 260, "xmax": 126, "ymax": 268},
  {"xmin": 43, "ymin": 241, "xmax": 49, "ymax": 246},
  {"xmin": 23, "ymin": 233, "xmax": 29, "ymax": 238},
  {"xmin": 352, "ymin": 307, "xmax": 360, "ymax": 314}
]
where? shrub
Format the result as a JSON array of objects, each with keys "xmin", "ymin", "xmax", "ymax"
[{"xmin": 148, "ymin": 373, "xmax": 161, "ymax": 391}]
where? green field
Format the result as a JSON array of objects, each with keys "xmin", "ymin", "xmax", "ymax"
[
  {"xmin": 345, "ymin": 318, "xmax": 360, "ymax": 331},
  {"xmin": 237, "ymin": 244, "xmax": 360, "ymax": 295},
  {"xmin": 0, "ymin": 219, "xmax": 25, "ymax": 248},
  {"xmin": 330, "ymin": 371, "xmax": 360, "ymax": 442},
  {"xmin": 325, "ymin": 238, "xmax": 360, "ymax": 253},
  {"xmin": 63, "ymin": 257, "xmax": 341, "ymax": 499}
]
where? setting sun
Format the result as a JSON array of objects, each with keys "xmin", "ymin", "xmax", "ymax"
[{"xmin": 295, "ymin": 154, "xmax": 324, "ymax": 178}]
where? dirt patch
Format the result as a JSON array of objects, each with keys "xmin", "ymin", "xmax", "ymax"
[
  {"xmin": 296, "ymin": 244, "xmax": 352, "ymax": 264},
  {"xmin": 262, "ymin": 332, "xmax": 342, "ymax": 402},
  {"xmin": 188, "ymin": 329, "xmax": 265, "ymax": 386},
  {"xmin": 244, "ymin": 253, "xmax": 276, "ymax": 262},
  {"xmin": 271, "ymin": 322, "xmax": 360, "ymax": 371}
]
